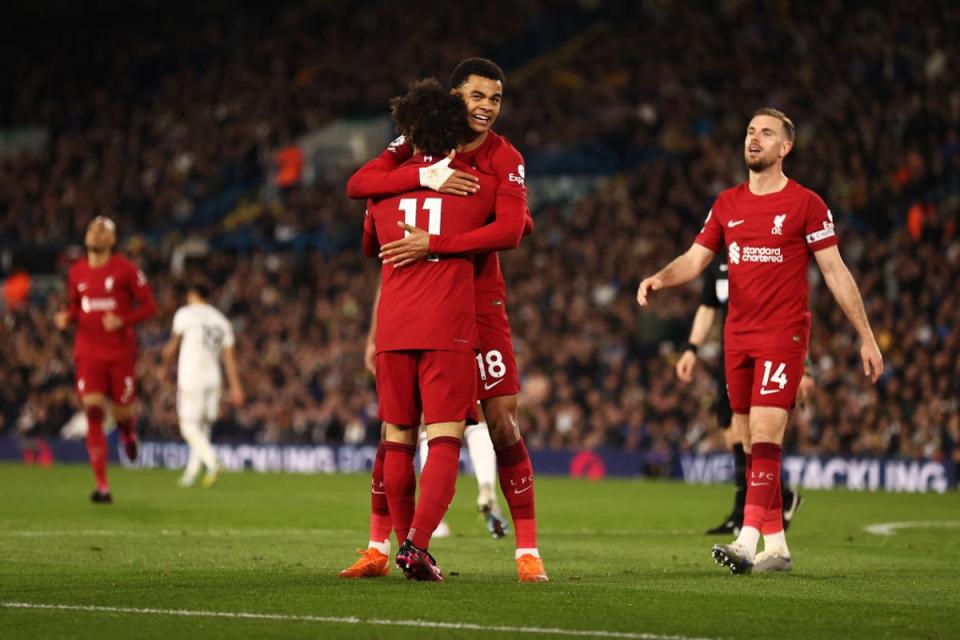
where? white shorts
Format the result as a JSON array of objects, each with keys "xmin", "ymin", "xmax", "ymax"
[{"xmin": 177, "ymin": 387, "xmax": 222, "ymax": 424}]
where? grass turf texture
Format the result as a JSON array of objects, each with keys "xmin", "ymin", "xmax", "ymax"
[{"xmin": 1, "ymin": 463, "xmax": 958, "ymax": 639}]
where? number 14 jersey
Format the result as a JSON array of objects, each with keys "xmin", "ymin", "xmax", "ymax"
[
  {"xmin": 365, "ymin": 155, "xmax": 497, "ymax": 354},
  {"xmin": 694, "ymin": 179, "xmax": 838, "ymax": 350}
]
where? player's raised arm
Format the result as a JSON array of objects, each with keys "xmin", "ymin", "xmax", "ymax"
[
  {"xmin": 637, "ymin": 243, "xmax": 716, "ymax": 306},
  {"xmin": 813, "ymin": 245, "xmax": 883, "ymax": 382}
]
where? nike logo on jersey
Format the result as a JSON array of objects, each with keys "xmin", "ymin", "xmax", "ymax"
[
  {"xmin": 728, "ymin": 220, "xmax": 745, "ymax": 227},
  {"xmin": 371, "ymin": 490, "xmax": 386, "ymax": 495},
  {"xmin": 483, "ymin": 379, "xmax": 505, "ymax": 391},
  {"xmin": 759, "ymin": 388, "xmax": 781, "ymax": 395},
  {"xmin": 750, "ymin": 481, "xmax": 772, "ymax": 487},
  {"xmin": 513, "ymin": 485, "xmax": 532, "ymax": 495}
]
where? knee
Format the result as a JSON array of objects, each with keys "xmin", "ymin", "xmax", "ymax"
[{"xmin": 483, "ymin": 401, "xmax": 519, "ymax": 449}]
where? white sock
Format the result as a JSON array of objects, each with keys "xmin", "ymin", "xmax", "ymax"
[
  {"xmin": 465, "ymin": 422, "xmax": 498, "ymax": 496},
  {"xmin": 368, "ymin": 539, "xmax": 390, "ymax": 555},
  {"xmin": 181, "ymin": 448, "xmax": 202, "ymax": 484},
  {"xmin": 734, "ymin": 526, "xmax": 760, "ymax": 560},
  {"xmin": 180, "ymin": 420, "xmax": 218, "ymax": 471},
  {"xmin": 515, "ymin": 548, "xmax": 540, "ymax": 559},
  {"xmin": 417, "ymin": 429, "xmax": 428, "ymax": 472},
  {"xmin": 763, "ymin": 531, "xmax": 789, "ymax": 555}
]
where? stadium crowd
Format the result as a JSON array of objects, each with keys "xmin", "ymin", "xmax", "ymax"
[{"xmin": 2, "ymin": 1, "xmax": 958, "ymax": 467}]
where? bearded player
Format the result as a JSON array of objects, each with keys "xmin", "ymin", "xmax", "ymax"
[
  {"xmin": 343, "ymin": 58, "xmax": 546, "ymax": 582},
  {"xmin": 638, "ymin": 108, "xmax": 883, "ymax": 574},
  {"xmin": 55, "ymin": 216, "xmax": 156, "ymax": 503}
]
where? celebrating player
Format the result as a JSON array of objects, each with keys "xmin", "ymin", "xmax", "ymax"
[
  {"xmin": 343, "ymin": 58, "xmax": 547, "ymax": 582},
  {"xmin": 676, "ymin": 252, "xmax": 809, "ymax": 535},
  {"xmin": 361, "ymin": 78, "xmax": 508, "ymax": 580},
  {"xmin": 54, "ymin": 216, "xmax": 156, "ymax": 503},
  {"xmin": 158, "ymin": 279, "xmax": 244, "ymax": 487},
  {"xmin": 638, "ymin": 108, "xmax": 883, "ymax": 574}
]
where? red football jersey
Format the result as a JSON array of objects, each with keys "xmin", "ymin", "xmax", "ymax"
[
  {"xmin": 66, "ymin": 254, "xmax": 156, "ymax": 360},
  {"xmin": 694, "ymin": 179, "xmax": 838, "ymax": 349},
  {"xmin": 348, "ymin": 130, "xmax": 528, "ymax": 300},
  {"xmin": 451, "ymin": 131, "xmax": 527, "ymax": 297},
  {"xmin": 366, "ymin": 155, "xmax": 498, "ymax": 353}
]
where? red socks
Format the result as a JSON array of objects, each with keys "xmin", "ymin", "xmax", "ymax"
[
  {"xmin": 85, "ymin": 406, "xmax": 109, "ymax": 492},
  {"xmin": 496, "ymin": 440, "xmax": 538, "ymax": 549},
  {"xmin": 409, "ymin": 437, "xmax": 461, "ymax": 549},
  {"xmin": 369, "ymin": 442, "xmax": 393, "ymax": 543},
  {"xmin": 743, "ymin": 442, "xmax": 781, "ymax": 531},
  {"xmin": 383, "ymin": 442, "xmax": 416, "ymax": 542}
]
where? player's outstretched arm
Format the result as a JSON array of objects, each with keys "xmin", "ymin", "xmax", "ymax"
[
  {"xmin": 814, "ymin": 245, "xmax": 883, "ymax": 382},
  {"xmin": 637, "ymin": 243, "xmax": 715, "ymax": 306},
  {"xmin": 676, "ymin": 304, "xmax": 717, "ymax": 383}
]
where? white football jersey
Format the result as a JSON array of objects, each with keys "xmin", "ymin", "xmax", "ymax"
[{"xmin": 172, "ymin": 303, "xmax": 235, "ymax": 389}]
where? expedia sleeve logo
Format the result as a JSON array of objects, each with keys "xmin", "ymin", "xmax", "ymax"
[{"xmin": 508, "ymin": 164, "xmax": 525, "ymax": 186}]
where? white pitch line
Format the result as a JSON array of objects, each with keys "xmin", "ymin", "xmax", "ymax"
[
  {"xmin": 1, "ymin": 602, "xmax": 716, "ymax": 640},
  {"xmin": 863, "ymin": 521, "xmax": 960, "ymax": 536},
  {"xmin": 0, "ymin": 528, "xmax": 357, "ymax": 538}
]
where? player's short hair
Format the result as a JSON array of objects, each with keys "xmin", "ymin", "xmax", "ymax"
[
  {"xmin": 449, "ymin": 57, "xmax": 505, "ymax": 90},
  {"xmin": 752, "ymin": 107, "xmax": 795, "ymax": 142},
  {"xmin": 187, "ymin": 278, "xmax": 211, "ymax": 301},
  {"xmin": 390, "ymin": 78, "xmax": 471, "ymax": 157},
  {"xmin": 89, "ymin": 216, "xmax": 116, "ymax": 232}
]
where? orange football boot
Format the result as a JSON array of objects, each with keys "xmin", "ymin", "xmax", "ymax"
[
  {"xmin": 517, "ymin": 554, "xmax": 549, "ymax": 583},
  {"xmin": 338, "ymin": 548, "xmax": 390, "ymax": 578}
]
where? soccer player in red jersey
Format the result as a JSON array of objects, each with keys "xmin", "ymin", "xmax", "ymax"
[
  {"xmin": 638, "ymin": 108, "xmax": 883, "ymax": 574},
  {"xmin": 343, "ymin": 58, "xmax": 547, "ymax": 582},
  {"xmin": 54, "ymin": 217, "xmax": 157, "ymax": 503},
  {"xmin": 361, "ymin": 78, "xmax": 507, "ymax": 581}
]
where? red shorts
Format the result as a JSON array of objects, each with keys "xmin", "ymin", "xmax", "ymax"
[
  {"xmin": 475, "ymin": 301, "xmax": 520, "ymax": 401},
  {"xmin": 376, "ymin": 350, "xmax": 477, "ymax": 426},
  {"xmin": 724, "ymin": 344, "xmax": 807, "ymax": 413},
  {"xmin": 75, "ymin": 356, "xmax": 137, "ymax": 405}
]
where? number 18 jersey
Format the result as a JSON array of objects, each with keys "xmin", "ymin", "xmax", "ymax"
[{"xmin": 366, "ymin": 155, "xmax": 498, "ymax": 353}]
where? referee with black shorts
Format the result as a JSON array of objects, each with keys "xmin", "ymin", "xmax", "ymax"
[{"xmin": 676, "ymin": 253, "xmax": 809, "ymax": 535}]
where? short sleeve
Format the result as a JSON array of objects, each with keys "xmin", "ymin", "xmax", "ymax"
[
  {"xmin": 804, "ymin": 193, "xmax": 838, "ymax": 252},
  {"xmin": 694, "ymin": 204, "xmax": 723, "ymax": 254},
  {"xmin": 172, "ymin": 309, "xmax": 186, "ymax": 336},
  {"xmin": 222, "ymin": 315, "xmax": 236, "ymax": 348}
]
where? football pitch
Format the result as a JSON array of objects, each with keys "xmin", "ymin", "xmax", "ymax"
[{"xmin": 1, "ymin": 464, "xmax": 958, "ymax": 639}]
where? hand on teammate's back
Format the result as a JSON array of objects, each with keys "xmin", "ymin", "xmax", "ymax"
[
  {"xmin": 438, "ymin": 170, "xmax": 480, "ymax": 196},
  {"xmin": 379, "ymin": 223, "xmax": 430, "ymax": 267}
]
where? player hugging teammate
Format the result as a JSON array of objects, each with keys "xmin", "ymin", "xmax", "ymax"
[{"xmin": 343, "ymin": 59, "xmax": 547, "ymax": 583}]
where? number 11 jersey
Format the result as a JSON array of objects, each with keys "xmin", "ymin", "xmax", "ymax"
[{"xmin": 365, "ymin": 154, "xmax": 498, "ymax": 354}]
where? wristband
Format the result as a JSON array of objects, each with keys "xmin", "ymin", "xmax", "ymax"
[
  {"xmin": 419, "ymin": 156, "xmax": 455, "ymax": 191},
  {"xmin": 680, "ymin": 342, "xmax": 699, "ymax": 355}
]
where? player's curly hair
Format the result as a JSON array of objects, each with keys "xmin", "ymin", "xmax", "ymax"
[{"xmin": 390, "ymin": 78, "xmax": 471, "ymax": 157}]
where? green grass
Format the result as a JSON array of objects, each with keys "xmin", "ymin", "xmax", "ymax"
[{"xmin": 0, "ymin": 463, "xmax": 958, "ymax": 639}]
